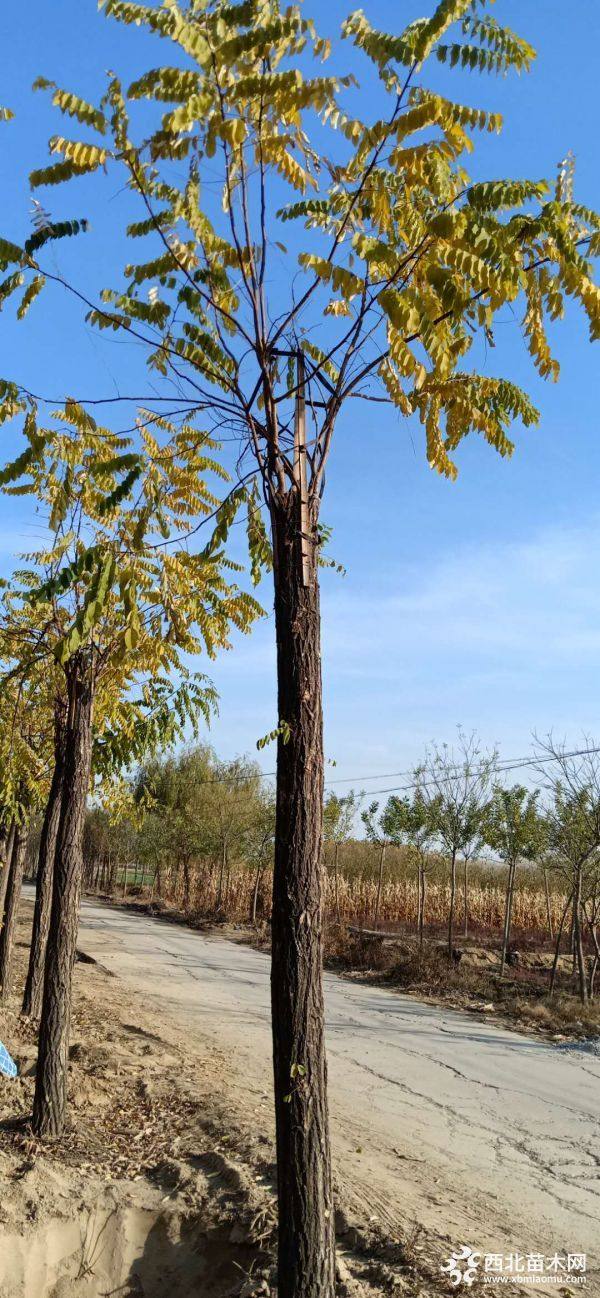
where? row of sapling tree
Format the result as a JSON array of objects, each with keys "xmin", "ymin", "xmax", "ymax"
[
  {"xmin": 82, "ymin": 727, "xmax": 600, "ymax": 1012},
  {"xmin": 0, "ymin": 397, "xmax": 261, "ymax": 1136},
  {"xmin": 350, "ymin": 731, "xmax": 600, "ymax": 1001},
  {"xmin": 536, "ymin": 740, "xmax": 600, "ymax": 1006},
  {"xmin": 360, "ymin": 732, "xmax": 500, "ymax": 954},
  {"xmin": 0, "ymin": 0, "xmax": 599, "ymax": 1290},
  {"xmin": 323, "ymin": 789, "xmax": 362, "ymax": 922}
]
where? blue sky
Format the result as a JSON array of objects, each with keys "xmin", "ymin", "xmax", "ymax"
[{"xmin": 1, "ymin": 1, "xmax": 600, "ymax": 796}]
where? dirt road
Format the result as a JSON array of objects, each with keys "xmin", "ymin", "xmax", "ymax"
[{"xmin": 62, "ymin": 893, "xmax": 600, "ymax": 1286}]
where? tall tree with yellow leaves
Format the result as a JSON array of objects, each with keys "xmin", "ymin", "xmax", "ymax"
[
  {"xmin": 0, "ymin": 400, "xmax": 262, "ymax": 1135},
  {"xmin": 2, "ymin": 0, "xmax": 600, "ymax": 1289}
]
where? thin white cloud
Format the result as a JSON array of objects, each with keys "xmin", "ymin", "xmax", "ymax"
[{"xmin": 322, "ymin": 519, "xmax": 600, "ymax": 669}]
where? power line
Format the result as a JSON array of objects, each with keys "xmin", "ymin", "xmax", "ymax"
[
  {"xmin": 333, "ymin": 745, "xmax": 600, "ymax": 798},
  {"xmin": 183, "ymin": 742, "xmax": 600, "ymax": 796}
]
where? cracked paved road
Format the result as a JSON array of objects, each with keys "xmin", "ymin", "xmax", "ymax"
[{"xmin": 63, "ymin": 893, "xmax": 600, "ymax": 1287}]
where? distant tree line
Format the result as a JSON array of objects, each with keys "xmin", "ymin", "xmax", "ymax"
[{"xmin": 79, "ymin": 731, "xmax": 600, "ymax": 1004}]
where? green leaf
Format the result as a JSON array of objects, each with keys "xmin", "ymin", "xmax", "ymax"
[{"xmin": 24, "ymin": 219, "xmax": 89, "ymax": 256}]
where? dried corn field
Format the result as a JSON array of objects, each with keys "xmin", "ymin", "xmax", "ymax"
[{"xmin": 102, "ymin": 844, "xmax": 568, "ymax": 940}]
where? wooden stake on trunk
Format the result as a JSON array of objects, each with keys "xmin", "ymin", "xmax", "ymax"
[{"xmin": 294, "ymin": 350, "xmax": 312, "ymax": 589}]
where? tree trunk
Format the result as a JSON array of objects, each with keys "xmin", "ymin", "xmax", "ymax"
[
  {"xmin": 374, "ymin": 842, "xmax": 386, "ymax": 929},
  {"xmin": 182, "ymin": 857, "xmax": 191, "ymax": 911},
  {"xmin": 0, "ymin": 823, "xmax": 8, "ymax": 870},
  {"xmin": 543, "ymin": 869, "xmax": 554, "ymax": 941},
  {"xmin": 22, "ymin": 707, "xmax": 67, "ymax": 1019},
  {"xmin": 569, "ymin": 902, "xmax": 576, "ymax": 973},
  {"xmin": 216, "ymin": 841, "xmax": 227, "ymax": 910},
  {"xmin": 448, "ymin": 847, "xmax": 457, "ymax": 957},
  {"xmin": 333, "ymin": 842, "xmax": 340, "ymax": 923},
  {"xmin": 549, "ymin": 891, "xmax": 573, "ymax": 996},
  {"xmin": 33, "ymin": 657, "xmax": 94, "ymax": 1138},
  {"xmin": 419, "ymin": 862, "xmax": 426, "ymax": 951},
  {"xmin": 573, "ymin": 865, "xmax": 588, "ymax": 1005},
  {"xmin": 463, "ymin": 857, "xmax": 469, "ymax": 938},
  {"xmin": 0, "ymin": 826, "xmax": 27, "ymax": 1002},
  {"xmin": 0, "ymin": 820, "xmax": 16, "ymax": 922},
  {"xmin": 500, "ymin": 859, "xmax": 516, "ymax": 978},
  {"xmin": 251, "ymin": 857, "xmax": 265, "ymax": 925},
  {"xmin": 224, "ymin": 857, "xmax": 231, "ymax": 909},
  {"xmin": 270, "ymin": 496, "xmax": 334, "ymax": 1298},
  {"xmin": 590, "ymin": 953, "xmax": 598, "ymax": 1000}
]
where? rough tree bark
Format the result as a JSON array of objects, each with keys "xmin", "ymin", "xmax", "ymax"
[
  {"xmin": 270, "ymin": 494, "xmax": 335, "ymax": 1298},
  {"xmin": 22, "ymin": 703, "xmax": 67, "ymax": 1019},
  {"xmin": 0, "ymin": 826, "xmax": 27, "ymax": 1002},
  {"xmin": 33, "ymin": 656, "xmax": 94, "ymax": 1137}
]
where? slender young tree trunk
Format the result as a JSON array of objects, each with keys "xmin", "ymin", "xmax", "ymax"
[
  {"xmin": 333, "ymin": 842, "xmax": 341, "ymax": 922},
  {"xmin": 0, "ymin": 822, "xmax": 10, "ymax": 879},
  {"xmin": 573, "ymin": 864, "xmax": 588, "ymax": 1005},
  {"xmin": 251, "ymin": 856, "xmax": 266, "ymax": 925},
  {"xmin": 33, "ymin": 657, "xmax": 94, "ymax": 1137},
  {"xmin": 374, "ymin": 842, "xmax": 386, "ymax": 929},
  {"xmin": 0, "ymin": 826, "xmax": 27, "ymax": 1002},
  {"xmin": 569, "ymin": 902, "xmax": 576, "ymax": 973},
  {"xmin": 0, "ymin": 820, "xmax": 16, "ymax": 921},
  {"xmin": 590, "ymin": 952, "xmax": 598, "ymax": 1000},
  {"xmin": 448, "ymin": 847, "xmax": 457, "ymax": 957},
  {"xmin": 500, "ymin": 859, "xmax": 517, "ymax": 977},
  {"xmin": 22, "ymin": 708, "xmax": 67, "ymax": 1019},
  {"xmin": 224, "ymin": 855, "xmax": 231, "ymax": 909},
  {"xmin": 270, "ymin": 497, "xmax": 334, "ymax": 1298},
  {"xmin": 463, "ymin": 857, "xmax": 469, "ymax": 938},
  {"xmin": 216, "ymin": 841, "xmax": 227, "ymax": 910},
  {"xmin": 419, "ymin": 862, "xmax": 426, "ymax": 951},
  {"xmin": 550, "ymin": 891, "xmax": 573, "ymax": 996},
  {"xmin": 0, "ymin": 823, "xmax": 8, "ymax": 871},
  {"xmin": 543, "ymin": 869, "xmax": 554, "ymax": 941}
]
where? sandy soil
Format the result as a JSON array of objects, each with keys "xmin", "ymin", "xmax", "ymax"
[{"xmin": 0, "ymin": 902, "xmax": 441, "ymax": 1298}]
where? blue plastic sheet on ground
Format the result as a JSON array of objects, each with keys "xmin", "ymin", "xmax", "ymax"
[{"xmin": 0, "ymin": 1039, "xmax": 17, "ymax": 1078}]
